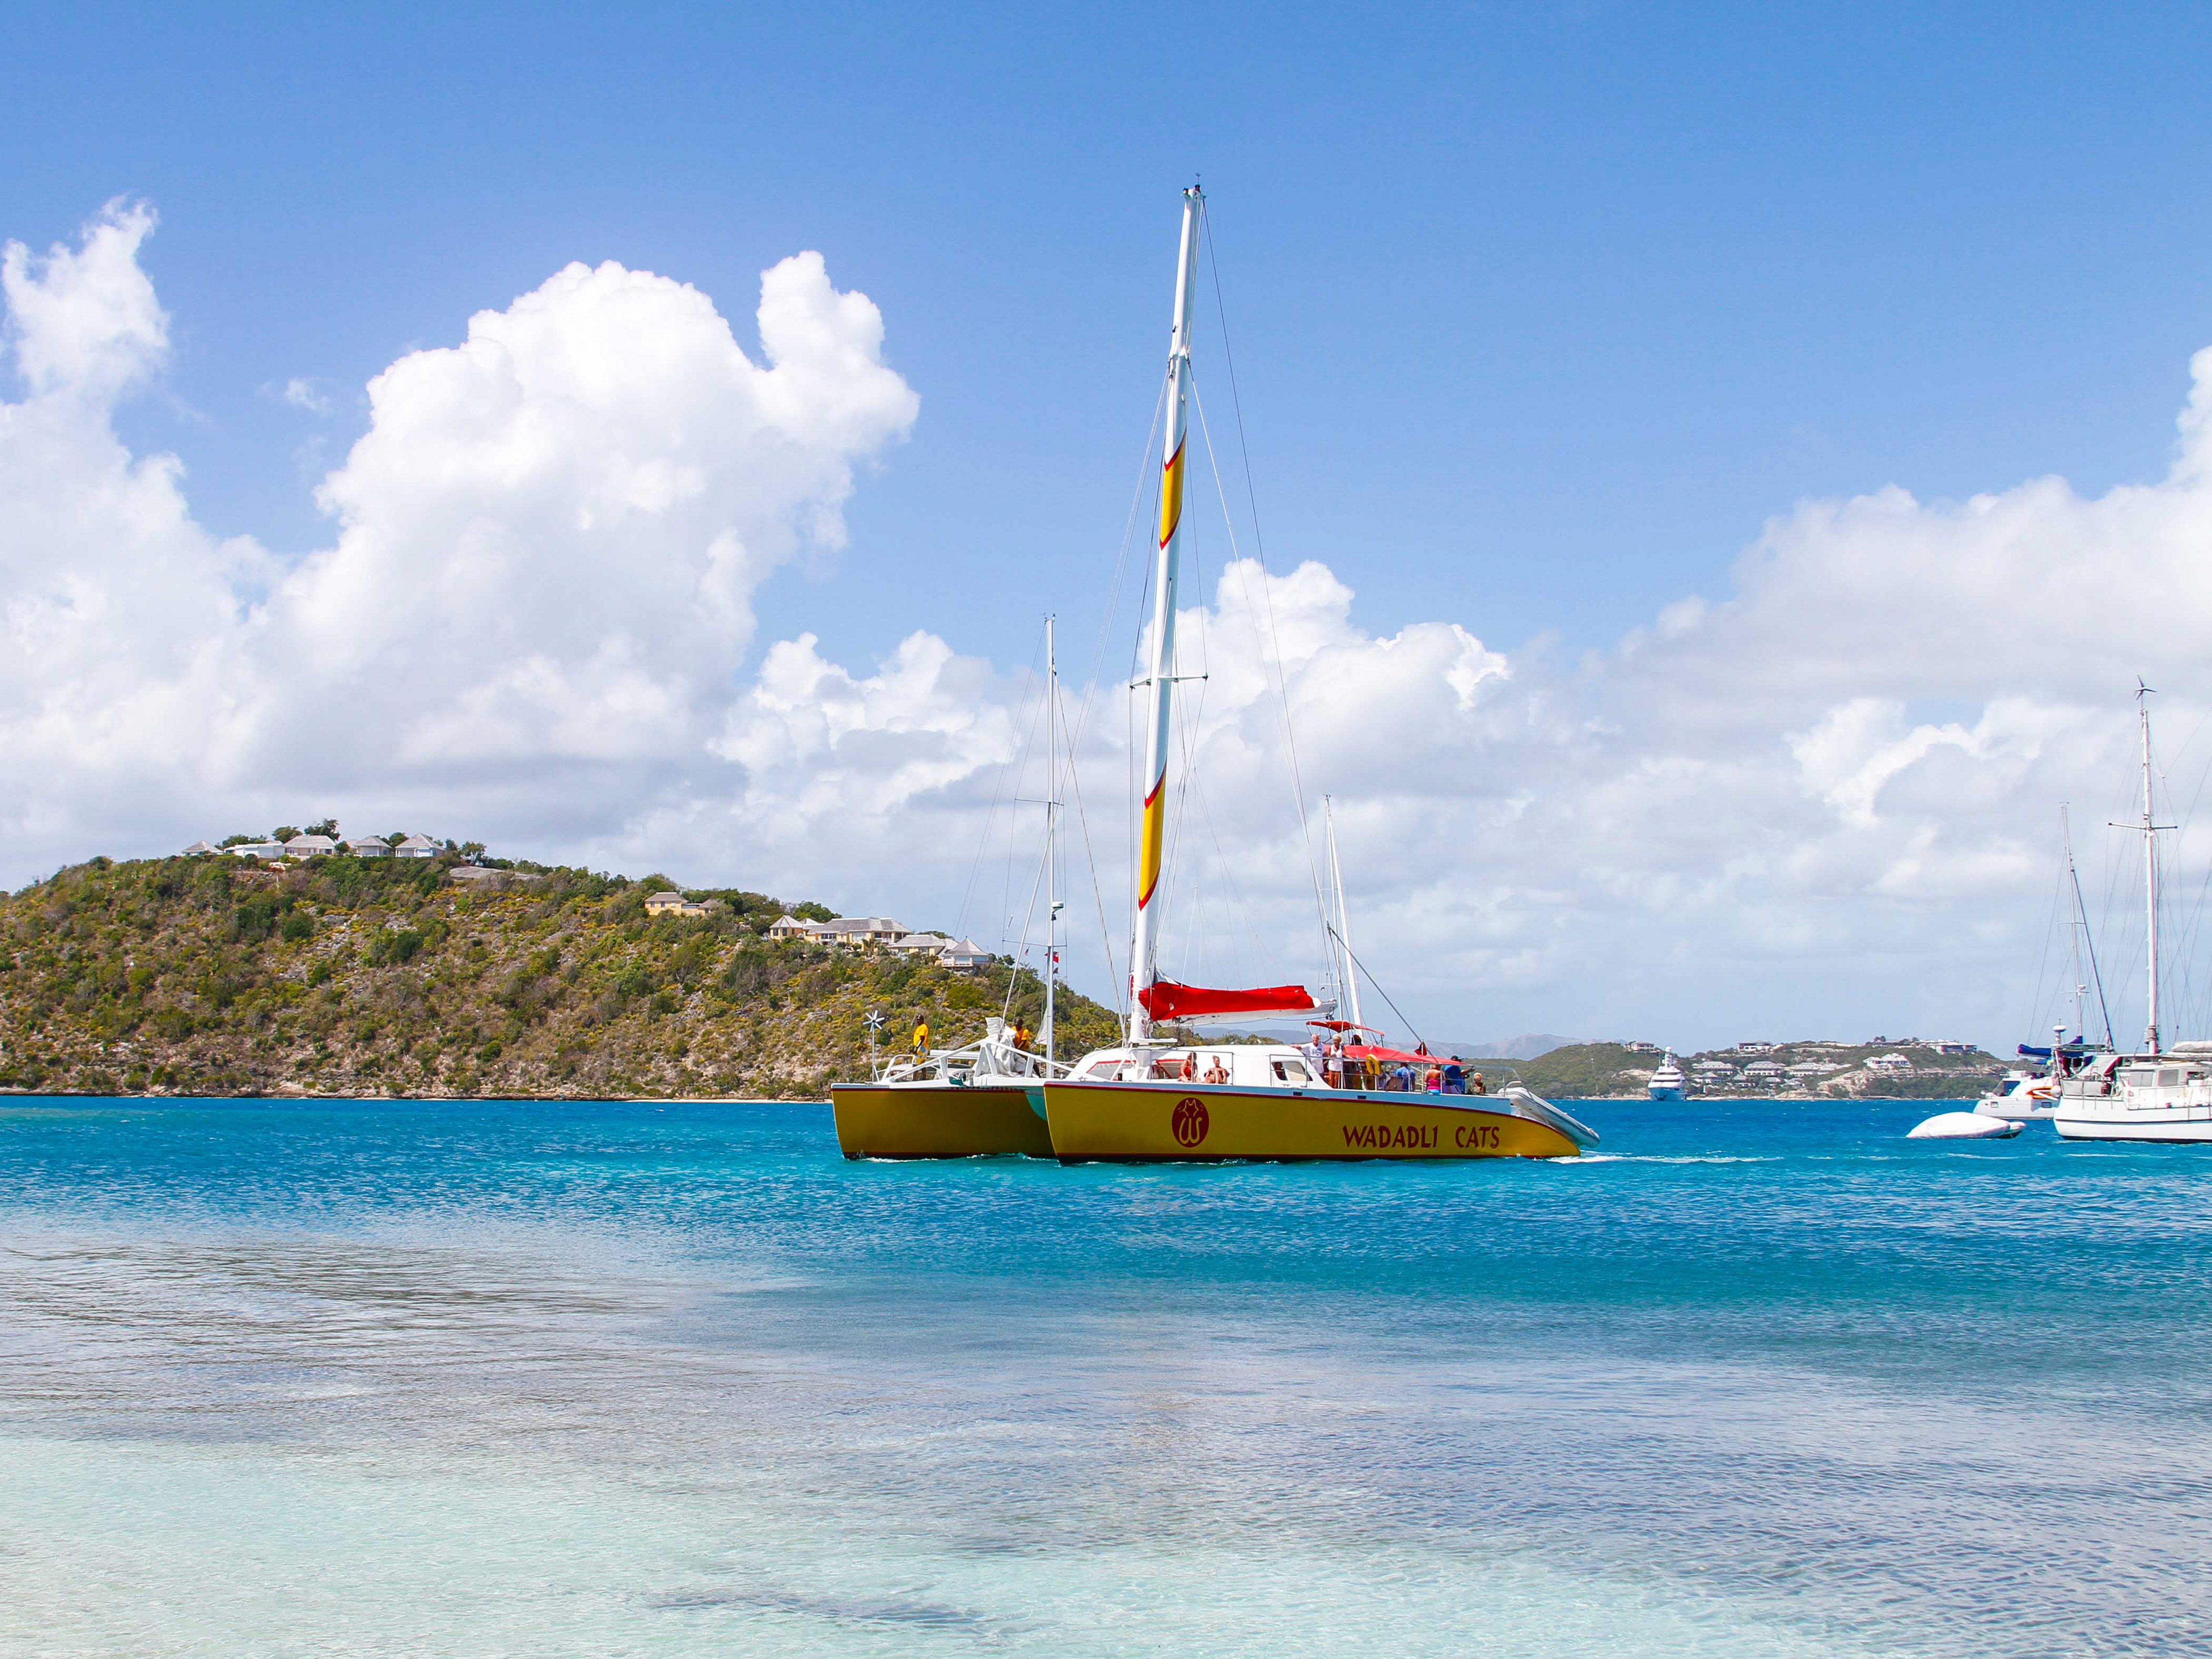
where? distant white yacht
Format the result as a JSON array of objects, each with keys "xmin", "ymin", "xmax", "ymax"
[{"xmin": 1647, "ymin": 1049, "xmax": 1687, "ymax": 1101}]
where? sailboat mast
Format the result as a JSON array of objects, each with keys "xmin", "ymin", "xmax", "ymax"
[
  {"xmin": 2062, "ymin": 804, "xmax": 2085, "ymax": 1042},
  {"xmin": 1129, "ymin": 184, "xmax": 1204, "ymax": 1045},
  {"xmin": 1044, "ymin": 615, "xmax": 1057, "ymax": 1066},
  {"xmin": 1325, "ymin": 796, "xmax": 1363, "ymax": 1031},
  {"xmin": 2140, "ymin": 684, "xmax": 2161, "ymax": 1055}
]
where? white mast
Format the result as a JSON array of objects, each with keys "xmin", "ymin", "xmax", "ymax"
[
  {"xmin": 2062, "ymin": 804, "xmax": 2084, "ymax": 1042},
  {"xmin": 1129, "ymin": 184, "xmax": 1204, "ymax": 1045},
  {"xmin": 2117, "ymin": 682, "xmax": 2170, "ymax": 1054},
  {"xmin": 1324, "ymin": 796, "xmax": 1363, "ymax": 1031},
  {"xmin": 1044, "ymin": 615, "xmax": 1058, "ymax": 1066}
]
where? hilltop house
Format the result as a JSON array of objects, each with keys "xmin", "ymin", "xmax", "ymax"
[
  {"xmin": 393, "ymin": 834, "xmax": 440, "ymax": 860},
  {"xmin": 343, "ymin": 835, "xmax": 391, "ymax": 858},
  {"xmin": 768, "ymin": 915, "xmax": 824, "ymax": 940},
  {"xmin": 937, "ymin": 937, "xmax": 992, "ymax": 970},
  {"xmin": 645, "ymin": 891, "xmax": 707, "ymax": 918},
  {"xmin": 891, "ymin": 932, "xmax": 949, "ymax": 954},
  {"xmin": 227, "ymin": 841, "xmax": 287, "ymax": 860},
  {"xmin": 816, "ymin": 917, "xmax": 906, "ymax": 948},
  {"xmin": 1866, "ymin": 1053, "xmax": 1912, "ymax": 1073},
  {"xmin": 180, "ymin": 840, "xmax": 221, "ymax": 856},
  {"xmin": 283, "ymin": 834, "xmax": 338, "ymax": 859},
  {"xmin": 1743, "ymin": 1060, "xmax": 1788, "ymax": 1082}
]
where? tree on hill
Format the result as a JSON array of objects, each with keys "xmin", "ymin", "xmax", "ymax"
[{"xmin": 0, "ymin": 854, "xmax": 1125, "ymax": 1101}]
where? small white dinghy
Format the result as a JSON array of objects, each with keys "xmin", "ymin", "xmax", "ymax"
[{"xmin": 1908, "ymin": 1110, "xmax": 2024, "ymax": 1141}]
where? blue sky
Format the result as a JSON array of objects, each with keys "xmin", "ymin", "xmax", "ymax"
[
  {"xmin": 12, "ymin": 2, "xmax": 2212, "ymax": 1048},
  {"xmin": 16, "ymin": 1, "xmax": 2212, "ymax": 659}
]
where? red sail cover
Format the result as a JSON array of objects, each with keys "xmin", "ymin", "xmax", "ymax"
[{"xmin": 1139, "ymin": 980, "xmax": 1317, "ymax": 1021}]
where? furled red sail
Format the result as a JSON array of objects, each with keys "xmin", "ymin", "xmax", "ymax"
[{"xmin": 1138, "ymin": 980, "xmax": 1317, "ymax": 1021}]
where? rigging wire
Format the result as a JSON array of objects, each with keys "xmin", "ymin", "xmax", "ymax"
[
  {"xmin": 953, "ymin": 637, "xmax": 1041, "ymax": 944},
  {"xmin": 1331, "ymin": 930, "xmax": 1427, "ymax": 1053},
  {"xmin": 1199, "ymin": 199, "xmax": 1337, "ymax": 972},
  {"xmin": 1189, "ymin": 374, "xmax": 1336, "ymax": 977}
]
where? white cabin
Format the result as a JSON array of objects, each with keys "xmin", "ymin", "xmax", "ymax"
[{"xmin": 1066, "ymin": 1045, "xmax": 1321, "ymax": 1088}]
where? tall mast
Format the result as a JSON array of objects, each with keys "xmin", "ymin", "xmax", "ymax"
[
  {"xmin": 2142, "ymin": 685, "xmax": 2161, "ymax": 1053},
  {"xmin": 1043, "ymin": 615, "xmax": 1058, "ymax": 1066},
  {"xmin": 1129, "ymin": 184, "xmax": 1204, "ymax": 1045},
  {"xmin": 1325, "ymin": 796, "xmax": 1363, "ymax": 1031},
  {"xmin": 2062, "ymin": 804, "xmax": 2085, "ymax": 1043},
  {"xmin": 2063, "ymin": 802, "xmax": 2114, "ymax": 1048}
]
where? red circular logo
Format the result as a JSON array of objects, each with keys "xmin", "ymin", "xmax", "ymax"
[{"xmin": 1172, "ymin": 1096, "xmax": 1210, "ymax": 1148}]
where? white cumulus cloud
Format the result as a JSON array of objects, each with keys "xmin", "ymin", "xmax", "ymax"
[{"xmin": 8, "ymin": 196, "xmax": 2212, "ymax": 1051}]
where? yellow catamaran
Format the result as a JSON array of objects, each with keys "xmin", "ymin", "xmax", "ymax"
[
  {"xmin": 830, "ymin": 623, "xmax": 1068, "ymax": 1158},
  {"xmin": 1036, "ymin": 186, "xmax": 1596, "ymax": 1163}
]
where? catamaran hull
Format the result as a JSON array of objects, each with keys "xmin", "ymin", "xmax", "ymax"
[
  {"xmin": 830, "ymin": 1084, "xmax": 1054, "ymax": 1159},
  {"xmin": 1039, "ymin": 1081, "xmax": 1586, "ymax": 1161},
  {"xmin": 2053, "ymin": 1106, "xmax": 2212, "ymax": 1144}
]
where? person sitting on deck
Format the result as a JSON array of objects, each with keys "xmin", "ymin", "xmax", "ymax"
[
  {"xmin": 1202, "ymin": 1055, "xmax": 1229, "ymax": 1084},
  {"xmin": 1012, "ymin": 1018, "xmax": 1033, "ymax": 1050},
  {"xmin": 1469, "ymin": 1071, "xmax": 1488, "ymax": 1095},
  {"xmin": 1424, "ymin": 1064, "xmax": 1442, "ymax": 1092}
]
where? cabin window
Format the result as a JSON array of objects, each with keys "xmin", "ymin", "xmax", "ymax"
[
  {"xmin": 1272, "ymin": 1059, "xmax": 1311, "ymax": 1083},
  {"xmin": 2161, "ymin": 1068, "xmax": 2183, "ymax": 1087}
]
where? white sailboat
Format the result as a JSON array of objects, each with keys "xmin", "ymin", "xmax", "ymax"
[
  {"xmin": 1979, "ymin": 807, "xmax": 2112, "ymax": 1121},
  {"xmin": 1036, "ymin": 186, "xmax": 1596, "ymax": 1162},
  {"xmin": 2054, "ymin": 686, "xmax": 2212, "ymax": 1143}
]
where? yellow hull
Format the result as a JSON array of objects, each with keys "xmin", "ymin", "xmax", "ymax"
[
  {"xmin": 830, "ymin": 1083, "xmax": 1055, "ymax": 1159},
  {"xmin": 1040, "ymin": 1081, "xmax": 1584, "ymax": 1161}
]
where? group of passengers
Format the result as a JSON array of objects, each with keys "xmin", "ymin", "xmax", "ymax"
[{"xmin": 1306, "ymin": 1038, "xmax": 1485, "ymax": 1095}]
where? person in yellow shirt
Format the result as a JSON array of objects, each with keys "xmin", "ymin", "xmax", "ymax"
[
  {"xmin": 1013, "ymin": 1018, "xmax": 1033, "ymax": 1050},
  {"xmin": 911, "ymin": 1016, "xmax": 930, "ymax": 1054}
]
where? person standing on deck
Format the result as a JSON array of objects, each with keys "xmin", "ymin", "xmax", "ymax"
[{"xmin": 911, "ymin": 1016, "xmax": 930, "ymax": 1054}]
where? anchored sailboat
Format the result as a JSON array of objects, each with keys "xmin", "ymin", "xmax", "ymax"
[
  {"xmin": 1037, "ymin": 186, "xmax": 1596, "ymax": 1162},
  {"xmin": 830, "ymin": 619, "xmax": 1068, "ymax": 1158},
  {"xmin": 2054, "ymin": 684, "xmax": 2212, "ymax": 1143}
]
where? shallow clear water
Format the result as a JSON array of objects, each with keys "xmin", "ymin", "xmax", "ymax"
[{"xmin": 1, "ymin": 1094, "xmax": 2206, "ymax": 1657}]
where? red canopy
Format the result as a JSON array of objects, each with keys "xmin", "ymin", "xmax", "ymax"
[
  {"xmin": 1342, "ymin": 1045, "xmax": 1460, "ymax": 1066},
  {"xmin": 1306, "ymin": 1019, "xmax": 1381, "ymax": 1033},
  {"xmin": 1139, "ymin": 979, "xmax": 1317, "ymax": 1021}
]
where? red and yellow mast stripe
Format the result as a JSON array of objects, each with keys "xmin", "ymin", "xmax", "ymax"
[{"xmin": 1137, "ymin": 437, "xmax": 1187, "ymax": 911}]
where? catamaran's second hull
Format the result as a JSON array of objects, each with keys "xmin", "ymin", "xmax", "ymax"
[
  {"xmin": 2053, "ymin": 1102, "xmax": 2212, "ymax": 1143},
  {"xmin": 1039, "ymin": 1081, "xmax": 1588, "ymax": 1161},
  {"xmin": 830, "ymin": 1083, "xmax": 1054, "ymax": 1159}
]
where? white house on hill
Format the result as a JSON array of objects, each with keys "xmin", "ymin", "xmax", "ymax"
[
  {"xmin": 283, "ymin": 834, "xmax": 338, "ymax": 859},
  {"xmin": 393, "ymin": 834, "xmax": 440, "ymax": 860},
  {"xmin": 343, "ymin": 835, "xmax": 391, "ymax": 858},
  {"xmin": 937, "ymin": 937, "xmax": 991, "ymax": 970}
]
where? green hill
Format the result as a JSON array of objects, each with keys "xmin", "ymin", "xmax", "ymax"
[{"xmin": 0, "ymin": 854, "xmax": 1124, "ymax": 1099}]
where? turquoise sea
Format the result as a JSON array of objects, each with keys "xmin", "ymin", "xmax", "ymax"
[{"xmin": 2, "ymin": 1094, "xmax": 2207, "ymax": 1657}]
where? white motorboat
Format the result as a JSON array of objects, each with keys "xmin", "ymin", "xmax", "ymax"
[{"xmin": 1647, "ymin": 1050, "xmax": 1687, "ymax": 1101}]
